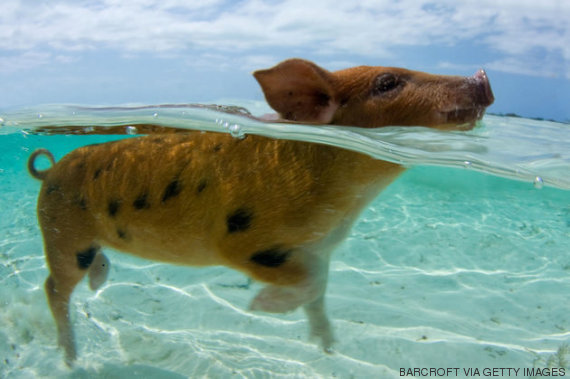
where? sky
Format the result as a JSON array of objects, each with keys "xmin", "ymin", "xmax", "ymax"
[{"xmin": 0, "ymin": 0, "xmax": 569, "ymax": 122}]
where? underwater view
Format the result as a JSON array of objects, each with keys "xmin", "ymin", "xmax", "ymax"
[{"xmin": 0, "ymin": 103, "xmax": 568, "ymax": 378}]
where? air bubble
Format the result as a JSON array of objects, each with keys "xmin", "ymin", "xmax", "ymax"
[
  {"xmin": 533, "ymin": 176, "xmax": 544, "ymax": 189},
  {"xmin": 125, "ymin": 126, "xmax": 138, "ymax": 135},
  {"xmin": 38, "ymin": 114, "xmax": 44, "ymax": 119},
  {"xmin": 153, "ymin": 113, "xmax": 158, "ymax": 118},
  {"xmin": 84, "ymin": 126, "xmax": 95, "ymax": 133},
  {"xmin": 463, "ymin": 161, "xmax": 472, "ymax": 169},
  {"xmin": 229, "ymin": 124, "xmax": 245, "ymax": 139}
]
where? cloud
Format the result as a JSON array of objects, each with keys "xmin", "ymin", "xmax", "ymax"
[
  {"xmin": 0, "ymin": 0, "xmax": 568, "ymax": 77},
  {"xmin": 0, "ymin": 51, "xmax": 53, "ymax": 73},
  {"xmin": 486, "ymin": 57, "xmax": 568, "ymax": 79}
]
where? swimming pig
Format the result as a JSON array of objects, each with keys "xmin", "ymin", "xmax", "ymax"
[{"xmin": 28, "ymin": 58, "xmax": 494, "ymax": 365}]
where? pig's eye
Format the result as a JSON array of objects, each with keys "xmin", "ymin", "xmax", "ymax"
[{"xmin": 373, "ymin": 73, "xmax": 401, "ymax": 95}]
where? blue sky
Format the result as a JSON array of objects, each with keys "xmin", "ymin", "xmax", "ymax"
[{"xmin": 1, "ymin": 0, "xmax": 568, "ymax": 121}]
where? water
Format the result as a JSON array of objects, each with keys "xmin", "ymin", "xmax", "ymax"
[{"xmin": 0, "ymin": 103, "xmax": 568, "ymax": 378}]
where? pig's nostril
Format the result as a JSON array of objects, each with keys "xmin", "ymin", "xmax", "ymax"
[
  {"xmin": 473, "ymin": 69, "xmax": 487, "ymax": 81},
  {"xmin": 473, "ymin": 69, "xmax": 494, "ymax": 106}
]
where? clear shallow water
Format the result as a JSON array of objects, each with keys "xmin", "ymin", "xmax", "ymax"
[{"xmin": 0, "ymin": 103, "xmax": 568, "ymax": 378}]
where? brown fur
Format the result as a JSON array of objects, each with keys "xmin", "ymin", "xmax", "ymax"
[{"xmin": 29, "ymin": 58, "xmax": 493, "ymax": 365}]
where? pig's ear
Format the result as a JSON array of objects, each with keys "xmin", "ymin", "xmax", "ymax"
[{"xmin": 253, "ymin": 59, "xmax": 338, "ymax": 124}]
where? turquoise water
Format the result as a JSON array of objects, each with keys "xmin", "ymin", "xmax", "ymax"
[{"xmin": 0, "ymin": 103, "xmax": 568, "ymax": 378}]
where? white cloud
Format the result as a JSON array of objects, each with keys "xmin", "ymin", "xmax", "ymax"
[
  {"xmin": 0, "ymin": 0, "xmax": 568, "ymax": 77},
  {"xmin": 0, "ymin": 51, "xmax": 53, "ymax": 72},
  {"xmin": 486, "ymin": 57, "xmax": 567, "ymax": 79}
]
